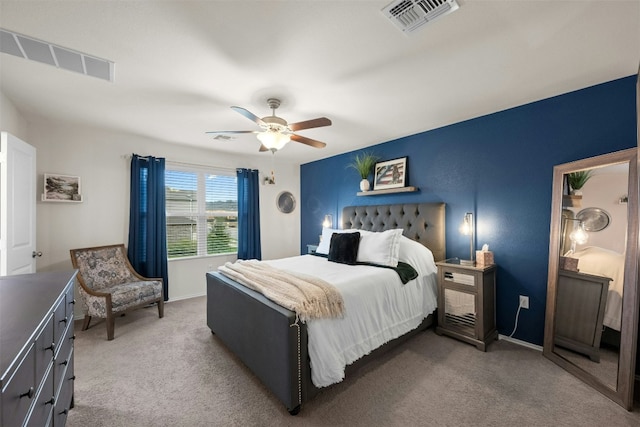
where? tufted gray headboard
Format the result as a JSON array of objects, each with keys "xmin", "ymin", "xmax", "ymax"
[{"xmin": 341, "ymin": 203, "xmax": 446, "ymax": 262}]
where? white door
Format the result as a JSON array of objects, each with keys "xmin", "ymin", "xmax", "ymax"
[{"xmin": 0, "ymin": 131, "xmax": 37, "ymax": 275}]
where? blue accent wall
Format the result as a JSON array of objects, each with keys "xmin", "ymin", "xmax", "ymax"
[{"xmin": 300, "ymin": 75, "xmax": 637, "ymax": 346}]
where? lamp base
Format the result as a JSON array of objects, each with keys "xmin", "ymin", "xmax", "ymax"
[{"xmin": 460, "ymin": 259, "xmax": 475, "ymax": 266}]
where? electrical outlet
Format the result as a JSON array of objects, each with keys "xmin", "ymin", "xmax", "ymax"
[{"xmin": 519, "ymin": 295, "xmax": 529, "ymax": 309}]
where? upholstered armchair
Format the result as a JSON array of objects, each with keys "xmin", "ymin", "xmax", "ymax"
[{"xmin": 70, "ymin": 244, "xmax": 164, "ymax": 340}]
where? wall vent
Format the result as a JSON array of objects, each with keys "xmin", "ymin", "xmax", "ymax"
[
  {"xmin": 0, "ymin": 28, "xmax": 115, "ymax": 82},
  {"xmin": 382, "ymin": 0, "xmax": 460, "ymax": 34}
]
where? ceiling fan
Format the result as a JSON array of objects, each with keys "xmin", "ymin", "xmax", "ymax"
[{"xmin": 206, "ymin": 98, "xmax": 331, "ymax": 152}]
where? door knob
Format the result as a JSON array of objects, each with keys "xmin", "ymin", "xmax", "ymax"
[{"xmin": 32, "ymin": 251, "xmax": 43, "ymax": 258}]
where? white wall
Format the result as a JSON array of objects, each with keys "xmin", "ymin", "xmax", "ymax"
[
  {"xmin": 1, "ymin": 94, "xmax": 301, "ymax": 315},
  {"xmin": 569, "ymin": 166, "xmax": 628, "ymax": 254},
  {"xmin": 0, "ymin": 91, "xmax": 28, "ymax": 140}
]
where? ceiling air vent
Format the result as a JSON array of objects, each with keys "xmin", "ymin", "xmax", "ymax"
[
  {"xmin": 382, "ymin": 0, "xmax": 460, "ymax": 34},
  {"xmin": 0, "ymin": 28, "xmax": 115, "ymax": 82}
]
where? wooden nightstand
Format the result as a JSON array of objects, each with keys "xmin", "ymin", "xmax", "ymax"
[
  {"xmin": 435, "ymin": 259, "xmax": 497, "ymax": 351},
  {"xmin": 306, "ymin": 244, "xmax": 318, "ymax": 254},
  {"xmin": 554, "ymin": 269, "xmax": 611, "ymax": 362}
]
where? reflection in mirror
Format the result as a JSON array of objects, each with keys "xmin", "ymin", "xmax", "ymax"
[
  {"xmin": 554, "ymin": 162, "xmax": 628, "ymax": 390},
  {"xmin": 543, "ymin": 148, "xmax": 639, "ymax": 411}
]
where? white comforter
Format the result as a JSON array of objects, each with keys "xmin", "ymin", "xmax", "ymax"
[{"xmin": 266, "ymin": 248, "xmax": 437, "ymax": 388}]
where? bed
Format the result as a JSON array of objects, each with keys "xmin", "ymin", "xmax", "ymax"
[{"xmin": 206, "ymin": 203, "xmax": 445, "ymax": 414}]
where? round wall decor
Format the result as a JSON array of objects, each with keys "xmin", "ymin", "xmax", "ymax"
[
  {"xmin": 576, "ymin": 207, "xmax": 611, "ymax": 232},
  {"xmin": 276, "ymin": 191, "xmax": 296, "ymax": 214}
]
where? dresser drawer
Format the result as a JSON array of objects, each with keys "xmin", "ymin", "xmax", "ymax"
[
  {"xmin": 1, "ymin": 343, "xmax": 36, "ymax": 427},
  {"xmin": 54, "ymin": 350, "xmax": 74, "ymax": 427},
  {"xmin": 26, "ymin": 364, "xmax": 54, "ymax": 427},
  {"xmin": 65, "ymin": 283, "xmax": 76, "ymax": 319},
  {"xmin": 54, "ymin": 322, "xmax": 74, "ymax": 395},
  {"xmin": 35, "ymin": 314, "xmax": 55, "ymax": 388},
  {"xmin": 54, "ymin": 294, "xmax": 73, "ymax": 352}
]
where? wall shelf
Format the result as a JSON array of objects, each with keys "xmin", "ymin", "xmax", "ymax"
[
  {"xmin": 562, "ymin": 195, "xmax": 582, "ymax": 208},
  {"xmin": 357, "ymin": 186, "xmax": 418, "ymax": 196}
]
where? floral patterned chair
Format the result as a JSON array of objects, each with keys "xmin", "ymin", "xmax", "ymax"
[{"xmin": 70, "ymin": 244, "xmax": 164, "ymax": 340}]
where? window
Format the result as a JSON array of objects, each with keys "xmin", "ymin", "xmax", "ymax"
[{"xmin": 165, "ymin": 164, "xmax": 237, "ymax": 259}]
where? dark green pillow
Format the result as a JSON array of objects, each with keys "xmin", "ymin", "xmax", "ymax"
[{"xmin": 328, "ymin": 232, "xmax": 360, "ymax": 265}]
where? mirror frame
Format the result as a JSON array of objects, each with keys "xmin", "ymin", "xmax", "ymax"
[{"xmin": 543, "ymin": 147, "xmax": 639, "ymax": 410}]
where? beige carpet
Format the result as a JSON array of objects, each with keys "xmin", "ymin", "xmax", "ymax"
[{"xmin": 67, "ymin": 296, "xmax": 640, "ymax": 427}]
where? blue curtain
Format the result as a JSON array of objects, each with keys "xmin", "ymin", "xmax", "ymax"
[
  {"xmin": 128, "ymin": 154, "xmax": 169, "ymax": 301},
  {"xmin": 237, "ymin": 168, "xmax": 262, "ymax": 260}
]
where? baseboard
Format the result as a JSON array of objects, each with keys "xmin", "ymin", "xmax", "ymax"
[
  {"xmin": 167, "ymin": 292, "xmax": 206, "ymax": 302},
  {"xmin": 498, "ymin": 334, "xmax": 543, "ymax": 352},
  {"xmin": 74, "ymin": 294, "xmax": 206, "ymax": 321}
]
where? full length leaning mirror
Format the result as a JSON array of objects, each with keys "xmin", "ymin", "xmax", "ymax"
[{"xmin": 543, "ymin": 147, "xmax": 639, "ymax": 410}]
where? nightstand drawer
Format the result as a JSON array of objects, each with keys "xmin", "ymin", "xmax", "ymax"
[
  {"xmin": 442, "ymin": 270, "xmax": 476, "ymax": 287},
  {"xmin": 443, "ymin": 288, "xmax": 476, "ymax": 335}
]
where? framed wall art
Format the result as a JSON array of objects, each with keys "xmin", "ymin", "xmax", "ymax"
[
  {"xmin": 42, "ymin": 173, "xmax": 83, "ymax": 202},
  {"xmin": 374, "ymin": 157, "xmax": 407, "ymax": 191}
]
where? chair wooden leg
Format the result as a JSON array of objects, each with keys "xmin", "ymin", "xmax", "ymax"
[
  {"xmin": 106, "ymin": 314, "xmax": 115, "ymax": 341},
  {"xmin": 158, "ymin": 299, "xmax": 164, "ymax": 318},
  {"xmin": 82, "ymin": 315, "xmax": 91, "ymax": 331}
]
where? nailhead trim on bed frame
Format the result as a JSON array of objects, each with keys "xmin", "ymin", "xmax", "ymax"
[{"xmin": 290, "ymin": 321, "xmax": 302, "ymax": 407}]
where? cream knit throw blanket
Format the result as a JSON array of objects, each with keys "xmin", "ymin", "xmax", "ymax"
[{"xmin": 218, "ymin": 260, "xmax": 344, "ymax": 322}]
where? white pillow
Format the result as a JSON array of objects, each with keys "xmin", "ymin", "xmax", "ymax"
[
  {"xmin": 356, "ymin": 229, "xmax": 403, "ymax": 267},
  {"xmin": 397, "ymin": 235, "xmax": 436, "ymax": 277},
  {"xmin": 316, "ymin": 228, "xmax": 358, "ymax": 255}
]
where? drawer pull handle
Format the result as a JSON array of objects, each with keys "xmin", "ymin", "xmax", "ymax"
[
  {"xmin": 60, "ymin": 409, "xmax": 69, "ymax": 415},
  {"xmin": 59, "ymin": 317, "xmax": 68, "ymax": 324},
  {"xmin": 20, "ymin": 387, "xmax": 34, "ymax": 399},
  {"xmin": 70, "ymin": 299, "xmax": 76, "ymax": 305},
  {"xmin": 45, "ymin": 397, "xmax": 55, "ymax": 406},
  {"xmin": 60, "ymin": 359, "xmax": 69, "ymax": 366},
  {"xmin": 45, "ymin": 342, "xmax": 56, "ymax": 352},
  {"xmin": 70, "ymin": 335, "xmax": 76, "ymax": 341},
  {"xmin": 69, "ymin": 375, "xmax": 76, "ymax": 381}
]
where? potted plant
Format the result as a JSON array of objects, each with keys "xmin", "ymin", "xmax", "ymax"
[
  {"xmin": 347, "ymin": 152, "xmax": 379, "ymax": 191},
  {"xmin": 567, "ymin": 170, "xmax": 592, "ymax": 195}
]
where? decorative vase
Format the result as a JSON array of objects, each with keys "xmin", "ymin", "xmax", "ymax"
[{"xmin": 360, "ymin": 179, "xmax": 370, "ymax": 192}]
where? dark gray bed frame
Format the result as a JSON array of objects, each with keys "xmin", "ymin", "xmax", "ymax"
[{"xmin": 206, "ymin": 203, "xmax": 445, "ymax": 414}]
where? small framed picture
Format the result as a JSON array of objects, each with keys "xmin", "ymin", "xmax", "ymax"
[
  {"xmin": 43, "ymin": 173, "xmax": 82, "ymax": 202},
  {"xmin": 374, "ymin": 157, "xmax": 407, "ymax": 190}
]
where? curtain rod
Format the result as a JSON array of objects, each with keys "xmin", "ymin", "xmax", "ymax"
[
  {"xmin": 166, "ymin": 159, "xmax": 236, "ymax": 173},
  {"xmin": 122, "ymin": 154, "xmax": 238, "ymax": 173}
]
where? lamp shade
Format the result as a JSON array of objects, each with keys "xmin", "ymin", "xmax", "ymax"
[{"xmin": 257, "ymin": 131, "xmax": 290, "ymax": 151}]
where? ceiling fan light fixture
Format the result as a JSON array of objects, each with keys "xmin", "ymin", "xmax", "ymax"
[
  {"xmin": 208, "ymin": 97, "xmax": 330, "ymax": 151},
  {"xmin": 257, "ymin": 131, "xmax": 290, "ymax": 151}
]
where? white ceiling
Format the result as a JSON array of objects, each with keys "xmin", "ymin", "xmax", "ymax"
[{"xmin": 1, "ymin": 1, "xmax": 639, "ymax": 165}]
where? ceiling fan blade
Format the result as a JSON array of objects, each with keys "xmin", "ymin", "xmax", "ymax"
[
  {"xmin": 205, "ymin": 130, "xmax": 258, "ymax": 134},
  {"xmin": 288, "ymin": 117, "xmax": 332, "ymax": 132},
  {"xmin": 290, "ymin": 133, "xmax": 326, "ymax": 149},
  {"xmin": 231, "ymin": 106, "xmax": 266, "ymax": 126}
]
